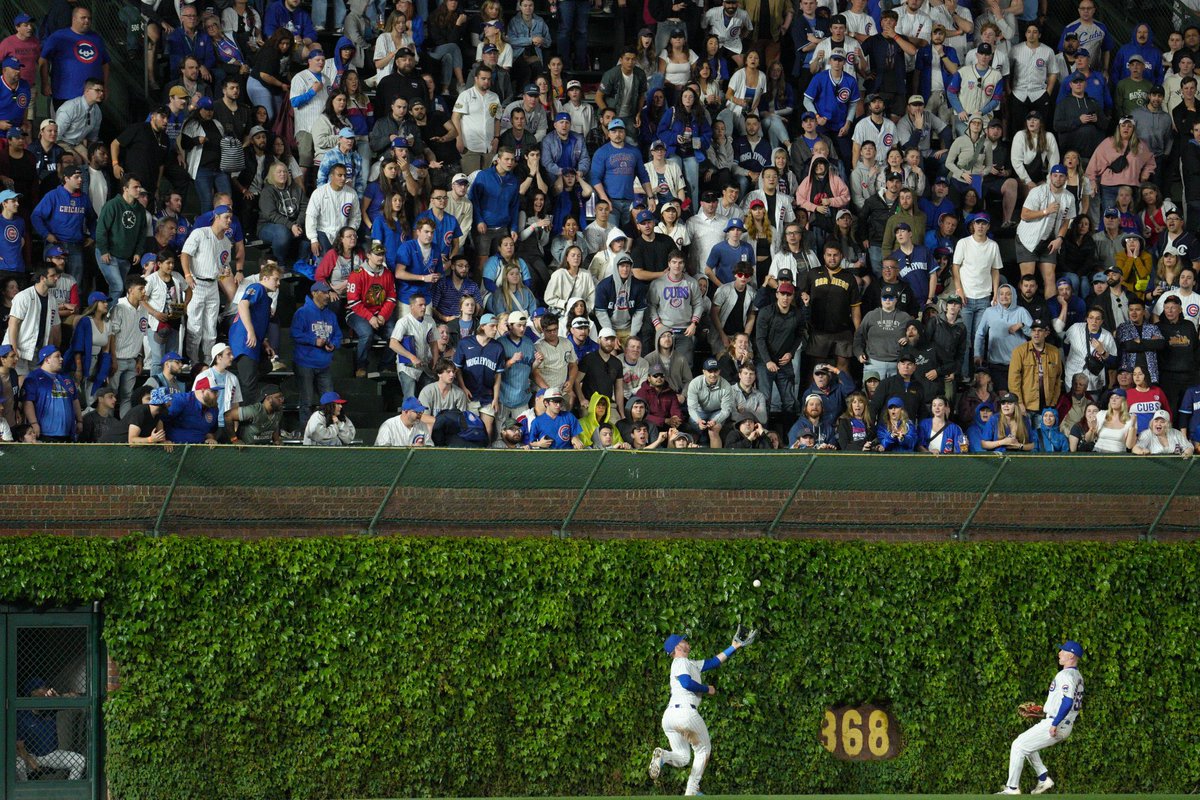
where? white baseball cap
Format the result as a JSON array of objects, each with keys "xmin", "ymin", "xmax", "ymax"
[
  {"xmin": 598, "ymin": 327, "xmax": 617, "ymax": 339},
  {"xmin": 210, "ymin": 343, "xmax": 231, "ymax": 361}
]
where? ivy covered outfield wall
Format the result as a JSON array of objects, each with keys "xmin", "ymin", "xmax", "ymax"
[{"xmin": 5, "ymin": 536, "xmax": 1198, "ymax": 798}]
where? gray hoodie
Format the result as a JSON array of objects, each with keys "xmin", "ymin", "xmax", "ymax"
[{"xmin": 854, "ymin": 305, "xmax": 913, "ymax": 363}]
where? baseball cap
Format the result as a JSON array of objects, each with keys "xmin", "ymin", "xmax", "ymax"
[
  {"xmin": 1091, "ymin": 272, "xmax": 1108, "ymax": 283},
  {"xmin": 161, "ymin": 351, "xmax": 184, "ymax": 365},
  {"xmin": 1030, "ymin": 318, "xmax": 1049, "ymax": 330},
  {"xmin": 366, "ymin": 241, "xmax": 386, "ymax": 256},
  {"xmin": 829, "ymin": 49, "xmax": 846, "ymax": 60},
  {"xmin": 1069, "ymin": 72, "xmax": 1087, "ymax": 83},
  {"xmin": 944, "ymin": 294, "xmax": 963, "ymax": 304},
  {"xmin": 1150, "ymin": 84, "xmax": 1166, "ymax": 95},
  {"xmin": 1165, "ymin": 208, "xmax": 1183, "ymax": 219},
  {"xmin": 664, "ymin": 634, "xmax": 684, "ymax": 654},
  {"xmin": 0, "ymin": 189, "xmax": 20, "ymax": 203},
  {"xmin": 998, "ymin": 392, "xmax": 1019, "ymax": 404},
  {"xmin": 1103, "ymin": 207, "xmax": 1121, "ymax": 218},
  {"xmin": 864, "ymin": 371, "xmax": 881, "ymax": 382},
  {"xmin": 1049, "ymin": 164, "xmax": 1067, "ymax": 175},
  {"xmin": 543, "ymin": 387, "xmax": 564, "ymax": 401},
  {"xmin": 193, "ymin": 375, "xmax": 216, "ymax": 392},
  {"xmin": 0, "ymin": 344, "xmax": 11, "ymax": 357},
  {"xmin": 1059, "ymin": 640, "xmax": 1084, "ymax": 658},
  {"xmin": 320, "ymin": 391, "xmax": 347, "ymax": 405},
  {"xmin": 509, "ymin": 311, "xmax": 529, "ymax": 325},
  {"xmin": 636, "ymin": 209, "xmax": 655, "ymax": 224},
  {"xmin": 977, "ymin": 42, "xmax": 993, "ymax": 55},
  {"xmin": 391, "ymin": 136, "xmax": 410, "ymax": 149},
  {"xmin": 570, "ymin": 316, "xmax": 590, "ymax": 329},
  {"xmin": 479, "ymin": 313, "xmax": 498, "ymax": 325},
  {"xmin": 411, "ymin": 158, "xmax": 428, "ymax": 169},
  {"xmin": 311, "ymin": 280, "xmax": 332, "ymax": 293},
  {"xmin": 748, "ymin": 198, "xmax": 765, "ymax": 210},
  {"xmin": 554, "ymin": 112, "xmax": 571, "ymax": 123},
  {"xmin": 598, "ymin": 326, "xmax": 617, "ymax": 339},
  {"xmin": 896, "ymin": 353, "xmax": 915, "ymax": 363},
  {"xmin": 195, "ymin": 96, "xmax": 214, "ymax": 110},
  {"xmin": 724, "ymin": 218, "xmax": 746, "ymax": 232},
  {"xmin": 168, "ymin": 86, "xmax": 189, "ymax": 99},
  {"xmin": 13, "ymin": 13, "xmax": 32, "ymax": 25},
  {"xmin": 248, "ymin": 125, "xmax": 267, "ymax": 138},
  {"xmin": 211, "ymin": 343, "xmax": 232, "ymax": 363},
  {"xmin": 777, "ymin": 282, "xmax": 795, "ymax": 295},
  {"xmin": 37, "ymin": 345, "xmax": 58, "ymax": 363},
  {"xmin": 777, "ymin": 268, "xmax": 795, "ymax": 284},
  {"xmin": 988, "ymin": 118, "xmax": 1004, "ymax": 128},
  {"xmin": 701, "ymin": 190, "xmax": 718, "ymax": 202},
  {"xmin": 702, "ymin": 357, "xmax": 720, "ymax": 371},
  {"xmin": 866, "ymin": 93, "xmax": 883, "ymax": 103},
  {"xmin": 337, "ymin": 126, "xmax": 355, "ymax": 138},
  {"xmin": 482, "ymin": 44, "xmax": 499, "ymax": 54},
  {"xmin": 649, "ymin": 363, "xmax": 666, "ymax": 376},
  {"xmin": 881, "ymin": 284, "xmax": 899, "ymax": 299},
  {"xmin": 933, "ymin": 175, "xmax": 949, "ymax": 185},
  {"xmin": 401, "ymin": 397, "xmax": 426, "ymax": 413},
  {"xmin": 813, "ymin": 363, "xmax": 832, "ymax": 374},
  {"xmin": 907, "ymin": 95, "xmax": 925, "ymax": 105},
  {"xmin": 967, "ymin": 212, "xmax": 991, "ymax": 225},
  {"xmin": 1075, "ymin": 47, "xmax": 1090, "ymax": 58},
  {"xmin": 1105, "ymin": 263, "xmax": 1123, "ymax": 275},
  {"xmin": 63, "ymin": 164, "xmax": 83, "ymax": 178},
  {"xmin": 259, "ymin": 383, "xmax": 282, "ymax": 400},
  {"xmin": 566, "ymin": 79, "xmax": 582, "ymax": 90},
  {"xmin": 607, "ymin": 118, "xmax": 625, "ymax": 130},
  {"xmin": 1, "ymin": 56, "xmax": 21, "ymax": 71},
  {"xmin": 886, "ymin": 396, "xmax": 905, "ymax": 409},
  {"xmin": 886, "ymin": 171, "xmax": 904, "ymax": 182},
  {"xmin": 1127, "ymin": 53, "xmax": 1145, "ymax": 64},
  {"xmin": 650, "ymin": 139, "xmax": 666, "ymax": 151},
  {"xmin": 895, "ymin": 222, "xmax": 911, "ymax": 232},
  {"xmin": 524, "ymin": 83, "xmax": 540, "ymax": 96},
  {"xmin": 86, "ymin": 290, "xmax": 107, "ymax": 305},
  {"xmin": 801, "ymin": 111, "xmax": 817, "ymax": 122},
  {"xmin": 1150, "ymin": 408, "xmax": 1172, "ymax": 423},
  {"xmin": 307, "ymin": 47, "xmax": 325, "ymax": 59},
  {"xmin": 45, "ymin": 245, "xmax": 66, "ymax": 258},
  {"xmin": 1119, "ymin": 115, "xmax": 1135, "ymax": 125},
  {"xmin": 836, "ymin": 208, "xmax": 853, "ymax": 220},
  {"xmin": 1056, "ymin": 278, "xmax": 1071, "ymax": 289},
  {"xmin": 452, "ymin": 172, "xmax": 469, "ymax": 185}
]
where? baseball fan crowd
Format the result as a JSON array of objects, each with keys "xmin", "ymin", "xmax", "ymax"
[{"xmin": 1, "ymin": 0, "xmax": 1200, "ymax": 453}]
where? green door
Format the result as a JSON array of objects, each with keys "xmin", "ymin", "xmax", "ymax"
[{"xmin": 2, "ymin": 606, "xmax": 104, "ymax": 800}]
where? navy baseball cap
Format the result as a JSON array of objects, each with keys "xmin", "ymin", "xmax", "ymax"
[
  {"xmin": 664, "ymin": 634, "xmax": 685, "ymax": 654},
  {"xmin": 1050, "ymin": 164, "xmax": 1067, "ymax": 175},
  {"xmin": 554, "ymin": 112, "xmax": 571, "ymax": 123},
  {"xmin": 895, "ymin": 222, "xmax": 912, "ymax": 232},
  {"xmin": 45, "ymin": 245, "xmax": 66, "ymax": 258},
  {"xmin": 196, "ymin": 96, "xmax": 214, "ymax": 110},
  {"xmin": 482, "ymin": 44, "xmax": 499, "ymax": 54},
  {"xmin": 1059, "ymin": 640, "xmax": 1083, "ymax": 657},
  {"xmin": 703, "ymin": 357, "xmax": 720, "ymax": 371},
  {"xmin": 801, "ymin": 111, "xmax": 816, "ymax": 121},
  {"xmin": 636, "ymin": 209, "xmax": 655, "ymax": 224},
  {"xmin": 886, "ymin": 396, "xmax": 905, "ymax": 408},
  {"xmin": 881, "ymin": 284, "xmax": 899, "ymax": 299},
  {"xmin": 1, "ymin": 56, "xmax": 22, "ymax": 71},
  {"xmin": 311, "ymin": 280, "xmax": 332, "ymax": 292},
  {"xmin": 524, "ymin": 83, "xmax": 539, "ymax": 96}
]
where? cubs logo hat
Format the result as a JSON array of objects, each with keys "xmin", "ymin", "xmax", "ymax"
[
  {"xmin": 1, "ymin": 56, "xmax": 22, "ymax": 71},
  {"xmin": 320, "ymin": 391, "xmax": 347, "ymax": 405},
  {"xmin": 554, "ymin": 112, "xmax": 571, "ymax": 123},
  {"xmin": 161, "ymin": 351, "xmax": 184, "ymax": 365},
  {"xmin": 636, "ymin": 209, "xmax": 655, "ymax": 224},
  {"xmin": 1049, "ymin": 164, "xmax": 1067, "ymax": 175},
  {"xmin": 37, "ymin": 345, "xmax": 58, "ymax": 363},
  {"xmin": 977, "ymin": 42, "xmax": 993, "ymax": 54},
  {"xmin": 196, "ymin": 96, "xmax": 214, "ymax": 110},
  {"xmin": 1059, "ymin": 640, "xmax": 1083, "ymax": 657},
  {"xmin": 13, "ymin": 13, "xmax": 32, "ymax": 25},
  {"xmin": 212, "ymin": 204, "xmax": 232, "ymax": 216}
]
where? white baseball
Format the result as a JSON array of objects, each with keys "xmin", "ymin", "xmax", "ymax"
[{"xmin": 752, "ymin": 579, "xmax": 761, "ymax": 588}]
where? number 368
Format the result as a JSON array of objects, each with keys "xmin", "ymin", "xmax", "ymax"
[{"xmin": 820, "ymin": 705, "xmax": 900, "ymax": 760}]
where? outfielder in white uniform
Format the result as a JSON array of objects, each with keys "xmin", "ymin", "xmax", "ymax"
[
  {"xmin": 180, "ymin": 207, "xmax": 235, "ymax": 366},
  {"xmin": 999, "ymin": 640, "xmax": 1084, "ymax": 795},
  {"xmin": 648, "ymin": 634, "xmax": 744, "ymax": 796}
]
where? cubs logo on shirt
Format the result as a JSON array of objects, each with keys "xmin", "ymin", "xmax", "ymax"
[
  {"xmin": 220, "ymin": 250, "xmax": 231, "ymax": 266},
  {"xmin": 836, "ymin": 86, "xmax": 852, "ymax": 103},
  {"xmin": 984, "ymin": 83, "xmax": 996, "ymax": 97},
  {"xmin": 1035, "ymin": 58, "xmax": 1046, "ymax": 68},
  {"xmin": 557, "ymin": 423, "xmax": 572, "ymax": 442},
  {"xmin": 413, "ymin": 433, "xmax": 426, "ymax": 445},
  {"xmin": 3, "ymin": 224, "xmax": 18, "ymax": 243},
  {"xmin": 882, "ymin": 132, "xmax": 895, "ymax": 147},
  {"xmin": 76, "ymin": 40, "xmax": 98, "ymax": 64},
  {"xmin": 139, "ymin": 316, "xmax": 150, "ymax": 333},
  {"xmin": 1187, "ymin": 302, "xmax": 1199, "ymax": 318},
  {"xmin": 341, "ymin": 202, "xmax": 354, "ymax": 219},
  {"xmin": 16, "ymin": 92, "xmax": 26, "ymax": 108}
]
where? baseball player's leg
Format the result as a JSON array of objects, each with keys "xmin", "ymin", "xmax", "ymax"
[
  {"xmin": 1007, "ymin": 720, "xmax": 1056, "ymax": 788},
  {"xmin": 660, "ymin": 716, "xmax": 692, "ymax": 768},
  {"xmin": 685, "ymin": 713, "xmax": 711, "ymax": 796}
]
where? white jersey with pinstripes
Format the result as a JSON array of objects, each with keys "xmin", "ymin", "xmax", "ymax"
[
  {"xmin": 668, "ymin": 657, "xmax": 706, "ymax": 708},
  {"xmin": 1044, "ymin": 666, "xmax": 1083, "ymax": 724}
]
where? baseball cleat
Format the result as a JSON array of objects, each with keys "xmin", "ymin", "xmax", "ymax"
[
  {"xmin": 996, "ymin": 787, "xmax": 1021, "ymax": 795},
  {"xmin": 648, "ymin": 748, "xmax": 664, "ymax": 780},
  {"xmin": 1032, "ymin": 777, "xmax": 1055, "ymax": 794}
]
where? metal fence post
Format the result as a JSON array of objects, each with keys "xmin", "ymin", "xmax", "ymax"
[
  {"xmin": 765, "ymin": 454, "xmax": 817, "ymax": 537},
  {"xmin": 153, "ymin": 444, "xmax": 190, "ymax": 536},
  {"xmin": 955, "ymin": 455, "xmax": 1009, "ymax": 541},
  {"xmin": 557, "ymin": 450, "xmax": 608, "ymax": 538},
  {"xmin": 368, "ymin": 449, "xmax": 416, "ymax": 534},
  {"xmin": 1144, "ymin": 456, "xmax": 1196, "ymax": 542}
]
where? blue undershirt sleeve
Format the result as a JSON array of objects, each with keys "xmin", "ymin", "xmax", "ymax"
[
  {"xmin": 676, "ymin": 674, "xmax": 708, "ymax": 693},
  {"xmin": 1051, "ymin": 696, "xmax": 1073, "ymax": 726}
]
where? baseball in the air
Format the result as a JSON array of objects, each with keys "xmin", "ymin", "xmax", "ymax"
[{"xmin": 752, "ymin": 579, "xmax": 761, "ymax": 588}]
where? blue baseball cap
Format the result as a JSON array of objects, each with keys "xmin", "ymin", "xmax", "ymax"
[
  {"xmin": 554, "ymin": 112, "xmax": 571, "ymax": 123},
  {"xmin": 1049, "ymin": 164, "xmax": 1067, "ymax": 175},
  {"xmin": 607, "ymin": 118, "xmax": 625, "ymax": 130},
  {"xmin": 142, "ymin": 253, "xmax": 158, "ymax": 267},
  {"xmin": 307, "ymin": 47, "xmax": 325, "ymax": 60},
  {"xmin": 311, "ymin": 280, "xmax": 332, "ymax": 293},
  {"xmin": 635, "ymin": 209, "xmax": 655, "ymax": 224},
  {"xmin": 724, "ymin": 217, "xmax": 745, "ymax": 232},
  {"xmin": 664, "ymin": 634, "xmax": 685, "ymax": 654},
  {"xmin": 391, "ymin": 136, "xmax": 410, "ymax": 148},
  {"xmin": 37, "ymin": 345, "xmax": 58, "ymax": 363},
  {"xmin": 13, "ymin": 13, "xmax": 32, "ymax": 25},
  {"xmin": 482, "ymin": 44, "xmax": 499, "ymax": 54},
  {"xmin": 1, "ymin": 56, "xmax": 22, "ymax": 71},
  {"xmin": 161, "ymin": 351, "xmax": 184, "ymax": 365},
  {"xmin": 1075, "ymin": 47, "xmax": 1090, "ymax": 58},
  {"xmin": 196, "ymin": 96, "xmax": 214, "ymax": 110},
  {"xmin": 87, "ymin": 291, "xmax": 108, "ymax": 305},
  {"xmin": 967, "ymin": 212, "xmax": 991, "ymax": 225},
  {"xmin": 213, "ymin": 204, "xmax": 232, "ymax": 216},
  {"xmin": 1059, "ymin": 640, "xmax": 1083, "ymax": 658},
  {"xmin": 320, "ymin": 391, "xmax": 347, "ymax": 405},
  {"xmin": 45, "ymin": 245, "xmax": 66, "ymax": 259},
  {"xmin": 337, "ymin": 126, "xmax": 355, "ymax": 138},
  {"xmin": 0, "ymin": 344, "xmax": 12, "ymax": 357},
  {"xmin": 479, "ymin": 313, "xmax": 498, "ymax": 325},
  {"xmin": 1103, "ymin": 207, "xmax": 1120, "ymax": 217},
  {"xmin": 401, "ymin": 397, "xmax": 426, "ymax": 413},
  {"xmin": 801, "ymin": 111, "xmax": 816, "ymax": 121}
]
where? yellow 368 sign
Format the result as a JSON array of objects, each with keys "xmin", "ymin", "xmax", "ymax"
[{"xmin": 820, "ymin": 705, "xmax": 901, "ymax": 760}]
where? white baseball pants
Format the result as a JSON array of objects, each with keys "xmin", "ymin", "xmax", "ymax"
[
  {"xmin": 186, "ymin": 279, "xmax": 220, "ymax": 365},
  {"xmin": 16, "ymin": 749, "xmax": 86, "ymax": 780},
  {"xmin": 661, "ymin": 703, "xmax": 710, "ymax": 795},
  {"xmin": 1008, "ymin": 718, "xmax": 1072, "ymax": 788}
]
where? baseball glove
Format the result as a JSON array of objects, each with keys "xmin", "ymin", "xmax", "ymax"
[
  {"xmin": 1017, "ymin": 701, "xmax": 1044, "ymax": 720},
  {"xmin": 733, "ymin": 621, "xmax": 758, "ymax": 647}
]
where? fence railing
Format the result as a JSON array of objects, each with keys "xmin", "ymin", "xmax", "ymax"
[{"xmin": 0, "ymin": 445, "xmax": 1196, "ymax": 540}]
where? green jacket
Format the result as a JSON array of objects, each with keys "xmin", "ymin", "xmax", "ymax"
[{"xmin": 95, "ymin": 195, "xmax": 146, "ymax": 260}]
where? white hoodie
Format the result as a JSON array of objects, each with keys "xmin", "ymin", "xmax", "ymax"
[{"xmin": 305, "ymin": 182, "xmax": 362, "ymax": 245}]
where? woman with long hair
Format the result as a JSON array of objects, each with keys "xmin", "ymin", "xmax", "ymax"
[
  {"xmin": 759, "ymin": 60, "xmax": 793, "ymax": 150},
  {"xmin": 635, "ymin": 28, "xmax": 658, "ymax": 85},
  {"xmin": 1092, "ymin": 390, "xmax": 1137, "ymax": 452},
  {"xmin": 362, "ymin": 158, "xmax": 406, "ymax": 231},
  {"xmin": 702, "ymin": 34, "xmax": 732, "ymax": 85},
  {"xmin": 946, "ymin": 116, "xmax": 991, "ymax": 204},
  {"xmin": 545, "ymin": 56, "xmax": 567, "ymax": 103},
  {"xmin": 639, "ymin": 89, "xmax": 669, "ymax": 150},
  {"xmin": 658, "ymin": 28, "xmax": 698, "ymax": 100},
  {"xmin": 1011, "ymin": 111, "xmax": 1059, "ymax": 192},
  {"xmin": 744, "ymin": 200, "xmax": 774, "ymax": 280},
  {"xmin": 1148, "ymin": 248, "xmax": 1183, "ymax": 304},
  {"xmin": 918, "ymin": 395, "xmax": 967, "ymax": 454},
  {"xmin": 373, "ymin": 192, "xmax": 410, "ymax": 266},
  {"xmin": 874, "ymin": 396, "xmax": 917, "ymax": 451},
  {"xmin": 719, "ymin": 49, "xmax": 765, "ymax": 137},
  {"xmin": 518, "ymin": 190, "xmax": 553, "ymax": 296},
  {"xmin": 315, "ymin": 226, "xmax": 367, "ymax": 307},
  {"xmin": 258, "ymin": 160, "xmax": 307, "ymax": 265},
  {"xmin": 269, "ymin": 134, "xmax": 303, "ymax": 185},
  {"xmin": 1126, "ymin": 364, "xmax": 1172, "ymax": 432},
  {"xmin": 544, "ymin": 244, "xmax": 597, "ymax": 314},
  {"xmin": 772, "ymin": 146, "xmax": 800, "ymax": 199},
  {"xmin": 873, "ymin": 146, "xmax": 906, "ymax": 193},
  {"xmin": 830, "ymin": 209, "xmax": 867, "ymax": 274},
  {"xmin": 65, "ymin": 292, "xmax": 110, "ymax": 409},
  {"xmin": 982, "ymin": 392, "xmax": 1033, "ymax": 452},
  {"xmin": 797, "ymin": 156, "xmax": 850, "ymax": 237},
  {"xmin": 717, "ymin": 331, "xmax": 755, "ymax": 384},
  {"xmin": 837, "ymin": 391, "xmax": 875, "ymax": 451},
  {"xmin": 1138, "ymin": 182, "xmax": 1175, "ymax": 251},
  {"xmin": 476, "ymin": 20, "xmax": 512, "ymax": 69},
  {"xmin": 1067, "ymin": 400, "xmax": 1102, "ymax": 452},
  {"xmin": 425, "ymin": 0, "xmax": 468, "ymax": 95},
  {"xmin": 1058, "ymin": 214, "xmax": 1098, "ymax": 297},
  {"xmin": 311, "ymin": 91, "xmax": 351, "ymax": 168},
  {"xmin": 303, "ymin": 393, "xmax": 356, "ymax": 445},
  {"xmin": 248, "ymin": 28, "xmax": 294, "ymax": 121},
  {"xmin": 470, "ymin": 0, "xmax": 503, "ymax": 48},
  {"xmin": 487, "ymin": 263, "xmax": 538, "ymax": 315},
  {"xmin": 693, "ymin": 61, "xmax": 724, "ymax": 120},
  {"xmin": 1085, "ymin": 117, "xmax": 1156, "ymax": 212},
  {"xmin": 482, "ymin": 236, "xmax": 531, "ymax": 294},
  {"xmin": 1060, "ymin": 150, "xmax": 1093, "ymax": 223},
  {"xmin": 657, "ymin": 87, "xmax": 710, "ymax": 209},
  {"xmin": 1115, "ymin": 233, "xmax": 1153, "ymax": 297},
  {"xmin": 373, "ymin": 11, "xmax": 412, "ymax": 81}
]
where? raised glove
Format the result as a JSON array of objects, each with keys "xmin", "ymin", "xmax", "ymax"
[
  {"xmin": 733, "ymin": 621, "xmax": 758, "ymax": 647},
  {"xmin": 1017, "ymin": 701, "xmax": 1044, "ymax": 720}
]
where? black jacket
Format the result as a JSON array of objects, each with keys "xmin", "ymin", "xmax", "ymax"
[
  {"xmin": 858, "ymin": 192, "xmax": 899, "ymax": 247},
  {"xmin": 754, "ymin": 300, "xmax": 808, "ymax": 362},
  {"xmin": 869, "ymin": 374, "xmax": 924, "ymax": 421},
  {"xmin": 925, "ymin": 313, "xmax": 968, "ymax": 382}
]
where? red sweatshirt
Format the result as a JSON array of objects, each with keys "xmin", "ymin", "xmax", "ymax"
[{"xmin": 345, "ymin": 265, "xmax": 397, "ymax": 321}]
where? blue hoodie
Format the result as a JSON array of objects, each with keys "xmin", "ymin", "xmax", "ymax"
[
  {"xmin": 289, "ymin": 296, "xmax": 342, "ymax": 370},
  {"xmin": 31, "ymin": 186, "xmax": 92, "ymax": 244},
  {"xmin": 967, "ymin": 401, "xmax": 996, "ymax": 453},
  {"xmin": 657, "ymin": 106, "xmax": 712, "ymax": 164},
  {"xmin": 1112, "ymin": 23, "xmax": 1164, "ymax": 86},
  {"xmin": 1032, "ymin": 407, "xmax": 1071, "ymax": 452},
  {"xmin": 973, "ymin": 284, "xmax": 1032, "ymax": 366},
  {"xmin": 917, "ymin": 416, "xmax": 966, "ymax": 453}
]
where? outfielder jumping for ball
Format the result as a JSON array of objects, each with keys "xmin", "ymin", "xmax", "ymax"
[
  {"xmin": 649, "ymin": 625, "xmax": 756, "ymax": 796},
  {"xmin": 999, "ymin": 640, "xmax": 1085, "ymax": 795}
]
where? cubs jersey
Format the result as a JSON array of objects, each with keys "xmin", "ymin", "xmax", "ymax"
[
  {"xmin": 0, "ymin": 76, "xmax": 32, "ymax": 127},
  {"xmin": 805, "ymin": 69, "xmax": 861, "ymax": 131},
  {"xmin": 669, "ymin": 657, "xmax": 707, "ymax": 707},
  {"xmin": 40, "ymin": 29, "xmax": 109, "ymax": 100},
  {"xmin": 1044, "ymin": 666, "xmax": 1083, "ymax": 724},
  {"xmin": 0, "ymin": 215, "xmax": 24, "ymax": 273},
  {"xmin": 703, "ymin": 8, "xmax": 753, "ymax": 54},
  {"xmin": 453, "ymin": 335, "xmax": 505, "ymax": 403},
  {"xmin": 851, "ymin": 116, "xmax": 898, "ymax": 155}
]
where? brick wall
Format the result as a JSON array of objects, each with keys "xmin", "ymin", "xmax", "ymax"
[{"xmin": 2, "ymin": 484, "xmax": 1196, "ymax": 541}]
